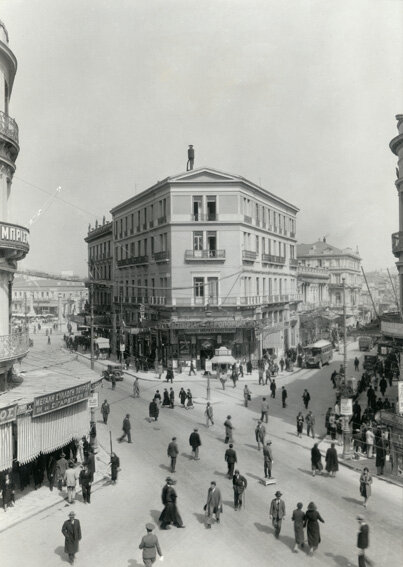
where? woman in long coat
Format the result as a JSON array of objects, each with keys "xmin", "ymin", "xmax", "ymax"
[
  {"xmin": 296, "ymin": 412, "xmax": 304, "ymax": 438},
  {"xmin": 110, "ymin": 452, "xmax": 120, "ymax": 484},
  {"xmin": 159, "ymin": 481, "xmax": 184, "ymax": 529},
  {"xmin": 325, "ymin": 443, "xmax": 339, "ymax": 477},
  {"xmin": 149, "ymin": 400, "xmax": 159, "ymax": 422},
  {"xmin": 311, "ymin": 443, "xmax": 323, "ymax": 476},
  {"xmin": 304, "ymin": 502, "xmax": 324, "ymax": 555},
  {"xmin": 291, "ymin": 503, "xmax": 305, "ymax": 552},
  {"xmin": 359, "ymin": 467, "xmax": 372, "ymax": 507}
]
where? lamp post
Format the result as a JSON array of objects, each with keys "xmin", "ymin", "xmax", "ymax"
[
  {"xmin": 342, "ymin": 278, "xmax": 347, "ymax": 377},
  {"xmin": 340, "ymin": 278, "xmax": 353, "ymax": 459}
]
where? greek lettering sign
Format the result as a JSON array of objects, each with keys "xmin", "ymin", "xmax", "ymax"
[
  {"xmin": 0, "ymin": 222, "xmax": 29, "ymax": 252},
  {"xmin": 0, "ymin": 404, "xmax": 17, "ymax": 424},
  {"xmin": 88, "ymin": 392, "xmax": 99, "ymax": 409},
  {"xmin": 33, "ymin": 382, "xmax": 91, "ymax": 417},
  {"xmin": 398, "ymin": 382, "xmax": 403, "ymax": 415},
  {"xmin": 340, "ymin": 398, "xmax": 353, "ymax": 416}
]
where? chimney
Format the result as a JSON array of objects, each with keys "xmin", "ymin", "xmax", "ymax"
[{"xmin": 187, "ymin": 145, "xmax": 194, "ymax": 171}]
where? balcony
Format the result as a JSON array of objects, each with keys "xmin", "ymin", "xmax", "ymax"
[
  {"xmin": 392, "ymin": 231, "xmax": 403, "ymax": 257},
  {"xmin": 149, "ymin": 296, "xmax": 167, "ymax": 305},
  {"xmin": 0, "ymin": 331, "xmax": 29, "ymax": 363},
  {"xmin": 191, "ymin": 213, "xmax": 218, "ymax": 222},
  {"xmin": 158, "ymin": 216, "xmax": 167, "ymax": 225},
  {"xmin": 297, "ymin": 265, "xmax": 330, "ymax": 280},
  {"xmin": 261, "ymin": 254, "xmax": 286, "ymax": 265},
  {"xmin": 116, "ymin": 255, "xmax": 149, "ymax": 267},
  {"xmin": 242, "ymin": 250, "xmax": 257, "ymax": 262},
  {"xmin": 0, "ymin": 110, "xmax": 19, "ymax": 146},
  {"xmin": 154, "ymin": 250, "xmax": 170, "ymax": 262},
  {"xmin": 0, "ymin": 222, "xmax": 30, "ymax": 261},
  {"xmin": 244, "ymin": 215, "xmax": 252, "ymax": 224},
  {"xmin": 185, "ymin": 249, "xmax": 226, "ymax": 262}
]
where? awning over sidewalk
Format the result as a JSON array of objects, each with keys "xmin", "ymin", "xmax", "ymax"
[{"xmin": 0, "ymin": 423, "xmax": 13, "ymax": 471}]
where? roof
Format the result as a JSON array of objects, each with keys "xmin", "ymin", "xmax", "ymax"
[
  {"xmin": 297, "ymin": 240, "xmax": 360, "ymax": 259},
  {"xmin": 305, "ymin": 339, "xmax": 333, "ymax": 349},
  {"xmin": 13, "ymin": 276, "xmax": 86, "ymax": 290}
]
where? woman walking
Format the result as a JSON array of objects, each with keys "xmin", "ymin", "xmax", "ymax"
[
  {"xmin": 325, "ymin": 443, "xmax": 339, "ymax": 477},
  {"xmin": 243, "ymin": 385, "xmax": 251, "ymax": 407},
  {"xmin": 304, "ymin": 502, "xmax": 325, "ymax": 555},
  {"xmin": 133, "ymin": 377, "xmax": 140, "ymax": 398},
  {"xmin": 311, "ymin": 443, "xmax": 323, "ymax": 477},
  {"xmin": 186, "ymin": 389, "xmax": 194, "ymax": 409},
  {"xmin": 291, "ymin": 502, "xmax": 305, "ymax": 553},
  {"xmin": 296, "ymin": 412, "xmax": 304, "ymax": 438},
  {"xmin": 359, "ymin": 467, "xmax": 372, "ymax": 508}
]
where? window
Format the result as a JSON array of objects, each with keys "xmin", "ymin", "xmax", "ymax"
[
  {"xmin": 137, "ymin": 241, "xmax": 141, "ymax": 256},
  {"xmin": 255, "ymin": 204, "xmax": 259, "ymax": 222},
  {"xmin": 193, "ymin": 196, "xmax": 202, "ymax": 220},
  {"xmin": 137, "ymin": 211, "xmax": 141, "ymax": 230},
  {"xmin": 144, "ymin": 239, "xmax": 148, "ymax": 255},
  {"xmin": 150, "ymin": 204, "xmax": 154, "ymax": 222},
  {"xmin": 144, "ymin": 279, "xmax": 148, "ymax": 298},
  {"xmin": 207, "ymin": 196, "xmax": 217, "ymax": 221},
  {"xmin": 144, "ymin": 208, "xmax": 147, "ymax": 226},
  {"xmin": 207, "ymin": 231, "xmax": 217, "ymax": 252},
  {"xmin": 256, "ymin": 236, "xmax": 259, "ymax": 253},
  {"xmin": 207, "ymin": 277, "xmax": 218, "ymax": 302},
  {"xmin": 151, "ymin": 278, "xmax": 155, "ymax": 297},
  {"xmin": 193, "ymin": 231, "xmax": 203, "ymax": 251},
  {"xmin": 151, "ymin": 236, "xmax": 154, "ymax": 256},
  {"xmin": 194, "ymin": 277, "xmax": 204, "ymax": 298},
  {"xmin": 256, "ymin": 277, "xmax": 260, "ymax": 296}
]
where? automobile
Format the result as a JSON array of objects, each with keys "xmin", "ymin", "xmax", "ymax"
[
  {"xmin": 102, "ymin": 362, "xmax": 124, "ymax": 381},
  {"xmin": 304, "ymin": 340, "xmax": 333, "ymax": 369},
  {"xmin": 363, "ymin": 354, "xmax": 378, "ymax": 372}
]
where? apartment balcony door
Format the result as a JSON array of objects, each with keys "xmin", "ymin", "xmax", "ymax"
[
  {"xmin": 207, "ymin": 231, "xmax": 217, "ymax": 256},
  {"xmin": 193, "ymin": 196, "xmax": 202, "ymax": 221},
  {"xmin": 207, "ymin": 277, "xmax": 218, "ymax": 304}
]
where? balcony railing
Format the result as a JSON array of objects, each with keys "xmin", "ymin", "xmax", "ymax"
[
  {"xmin": 116, "ymin": 255, "xmax": 149, "ymax": 267},
  {"xmin": 154, "ymin": 250, "xmax": 170, "ymax": 262},
  {"xmin": 242, "ymin": 250, "xmax": 257, "ymax": 261},
  {"xmin": 185, "ymin": 249, "xmax": 226, "ymax": 261},
  {"xmin": 149, "ymin": 296, "xmax": 167, "ymax": 305},
  {"xmin": 261, "ymin": 254, "xmax": 286, "ymax": 264},
  {"xmin": 244, "ymin": 215, "xmax": 252, "ymax": 224},
  {"xmin": 191, "ymin": 213, "xmax": 218, "ymax": 222},
  {"xmin": 297, "ymin": 265, "xmax": 330, "ymax": 279},
  {"xmin": 158, "ymin": 216, "xmax": 167, "ymax": 225},
  {"xmin": 392, "ymin": 231, "xmax": 403, "ymax": 257},
  {"xmin": 0, "ymin": 331, "xmax": 29, "ymax": 363},
  {"xmin": 0, "ymin": 110, "xmax": 19, "ymax": 145}
]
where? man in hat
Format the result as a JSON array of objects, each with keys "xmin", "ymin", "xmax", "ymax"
[
  {"xmin": 205, "ymin": 402, "xmax": 214, "ymax": 427},
  {"xmin": 255, "ymin": 420, "xmax": 266, "ymax": 451},
  {"xmin": 56, "ymin": 452, "xmax": 68, "ymax": 491},
  {"xmin": 281, "ymin": 386, "xmax": 288, "ymax": 408},
  {"xmin": 232, "ymin": 470, "xmax": 247, "ymax": 511},
  {"xmin": 118, "ymin": 414, "xmax": 132, "ymax": 443},
  {"xmin": 159, "ymin": 477, "xmax": 185, "ymax": 529},
  {"xmin": 225, "ymin": 444, "xmax": 237, "ymax": 478},
  {"xmin": 269, "ymin": 491, "xmax": 286, "ymax": 538},
  {"xmin": 101, "ymin": 399, "xmax": 110, "ymax": 424},
  {"xmin": 261, "ymin": 397, "xmax": 269, "ymax": 423},
  {"xmin": 263, "ymin": 441, "xmax": 273, "ymax": 479},
  {"xmin": 357, "ymin": 515, "xmax": 370, "ymax": 567},
  {"xmin": 139, "ymin": 523, "xmax": 163, "ymax": 566},
  {"xmin": 204, "ymin": 481, "xmax": 222, "ymax": 527},
  {"xmin": 64, "ymin": 462, "xmax": 79, "ymax": 504},
  {"xmin": 61, "ymin": 511, "xmax": 82, "ymax": 564},
  {"xmin": 189, "ymin": 428, "xmax": 202, "ymax": 460},
  {"xmin": 224, "ymin": 415, "xmax": 234, "ymax": 444},
  {"xmin": 167, "ymin": 437, "xmax": 179, "ymax": 473}
]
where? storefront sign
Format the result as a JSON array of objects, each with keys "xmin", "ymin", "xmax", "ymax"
[
  {"xmin": 88, "ymin": 392, "xmax": 99, "ymax": 409},
  {"xmin": 340, "ymin": 398, "xmax": 353, "ymax": 416},
  {"xmin": 158, "ymin": 319, "xmax": 257, "ymax": 330},
  {"xmin": 0, "ymin": 404, "xmax": 17, "ymax": 425},
  {"xmin": 0, "ymin": 223, "xmax": 29, "ymax": 247},
  {"xmin": 33, "ymin": 382, "xmax": 91, "ymax": 417}
]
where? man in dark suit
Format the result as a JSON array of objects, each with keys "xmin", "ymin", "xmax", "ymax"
[
  {"xmin": 118, "ymin": 414, "xmax": 132, "ymax": 443},
  {"xmin": 224, "ymin": 444, "xmax": 237, "ymax": 478},
  {"xmin": 189, "ymin": 428, "xmax": 202, "ymax": 460},
  {"xmin": 204, "ymin": 481, "xmax": 223, "ymax": 527},
  {"xmin": 357, "ymin": 515, "xmax": 370, "ymax": 567},
  {"xmin": 61, "ymin": 511, "xmax": 82, "ymax": 564},
  {"xmin": 167, "ymin": 437, "xmax": 179, "ymax": 473},
  {"xmin": 232, "ymin": 470, "xmax": 247, "ymax": 511},
  {"xmin": 139, "ymin": 523, "xmax": 163, "ymax": 566},
  {"xmin": 269, "ymin": 490, "xmax": 286, "ymax": 538}
]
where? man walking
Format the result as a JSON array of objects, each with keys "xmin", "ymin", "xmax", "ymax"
[
  {"xmin": 64, "ymin": 462, "xmax": 79, "ymax": 504},
  {"xmin": 204, "ymin": 481, "xmax": 223, "ymax": 527},
  {"xmin": 79, "ymin": 465, "xmax": 92, "ymax": 504},
  {"xmin": 118, "ymin": 414, "xmax": 132, "ymax": 443},
  {"xmin": 189, "ymin": 360, "xmax": 196, "ymax": 376},
  {"xmin": 159, "ymin": 477, "xmax": 185, "ymax": 529},
  {"xmin": 357, "ymin": 515, "xmax": 370, "ymax": 567},
  {"xmin": 270, "ymin": 379, "xmax": 277, "ymax": 399},
  {"xmin": 61, "ymin": 511, "xmax": 82, "ymax": 565},
  {"xmin": 269, "ymin": 491, "xmax": 286, "ymax": 538},
  {"xmin": 101, "ymin": 399, "xmax": 110, "ymax": 424},
  {"xmin": 169, "ymin": 388, "xmax": 175, "ymax": 409},
  {"xmin": 261, "ymin": 398, "xmax": 269, "ymax": 423},
  {"xmin": 232, "ymin": 470, "xmax": 247, "ymax": 511},
  {"xmin": 225, "ymin": 444, "xmax": 237, "ymax": 478},
  {"xmin": 302, "ymin": 389, "xmax": 311, "ymax": 409},
  {"xmin": 224, "ymin": 415, "xmax": 234, "ymax": 444},
  {"xmin": 281, "ymin": 386, "xmax": 288, "ymax": 408},
  {"xmin": 263, "ymin": 441, "xmax": 273, "ymax": 479},
  {"xmin": 306, "ymin": 411, "xmax": 316, "ymax": 438},
  {"xmin": 167, "ymin": 437, "xmax": 179, "ymax": 473},
  {"xmin": 189, "ymin": 428, "xmax": 201, "ymax": 460},
  {"xmin": 204, "ymin": 402, "xmax": 214, "ymax": 427},
  {"xmin": 354, "ymin": 357, "xmax": 360, "ymax": 372},
  {"xmin": 56, "ymin": 452, "xmax": 68, "ymax": 491},
  {"xmin": 255, "ymin": 420, "xmax": 266, "ymax": 451},
  {"xmin": 139, "ymin": 523, "xmax": 163, "ymax": 566}
]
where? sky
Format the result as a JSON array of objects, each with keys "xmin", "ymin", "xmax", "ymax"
[{"xmin": 2, "ymin": 0, "xmax": 402, "ymax": 277}]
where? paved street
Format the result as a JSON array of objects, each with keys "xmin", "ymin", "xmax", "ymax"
[{"xmin": 1, "ymin": 334, "xmax": 401, "ymax": 566}]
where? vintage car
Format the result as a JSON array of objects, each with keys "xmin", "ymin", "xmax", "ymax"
[{"xmin": 101, "ymin": 361, "xmax": 124, "ymax": 381}]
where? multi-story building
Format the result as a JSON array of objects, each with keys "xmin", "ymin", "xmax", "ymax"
[
  {"xmin": 297, "ymin": 264, "xmax": 330, "ymax": 310},
  {"xmin": 105, "ymin": 166, "xmax": 301, "ymax": 366},
  {"xmin": 0, "ymin": 22, "xmax": 30, "ymax": 390},
  {"xmin": 297, "ymin": 239, "xmax": 362, "ymax": 318}
]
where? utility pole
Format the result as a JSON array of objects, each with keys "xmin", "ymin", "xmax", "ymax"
[
  {"xmin": 341, "ymin": 277, "xmax": 353, "ymax": 460},
  {"xmin": 342, "ymin": 278, "xmax": 347, "ymax": 378},
  {"xmin": 90, "ymin": 281, "xmax": 94, "ymax": 370}
]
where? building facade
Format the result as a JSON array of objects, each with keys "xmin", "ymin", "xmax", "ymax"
[
  {"xmin": 0, "ymin": 22, "xmax": 30, "ymax": 390},
  {"xmin": 297, "ymin": 264, "xmax": 330, "ymax": 310},
  {"xmin": 103, "ymin": 167, "xmax": 301, "ymax": 367},
  {"xmin": 297, "ymin": 239, "xmax": 362, "ymax": 319}
]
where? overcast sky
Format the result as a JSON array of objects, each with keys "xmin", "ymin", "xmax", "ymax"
[{"xmin": 2, "ymin": 0, "xmax": 402, "ymax": 277}]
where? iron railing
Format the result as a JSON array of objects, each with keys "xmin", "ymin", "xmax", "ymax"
[
  {"xmin": 0, "ymin": 331, "xmax": 29, "ymax": 362},
  {"xmin": 0, "ymin": 110, "xmax": 19, "ymax": 145}
]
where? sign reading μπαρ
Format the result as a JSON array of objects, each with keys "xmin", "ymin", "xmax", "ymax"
[
  {"xmin": 0, "ymin": 404, "xmax": 17, "ymax": 425},
  {"xmin": 32, "ymin": 382, "xmax": 91, "ymax": 417},
  {"xmin": 0, "ymin": 223, "xmax": 29, "ymax": 245}
]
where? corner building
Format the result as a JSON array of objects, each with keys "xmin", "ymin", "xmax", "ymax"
[
  {"xmin": 0, "ymin": 22, "xmax": 30, "ymax": 390},
  {"xmin": 110, "ymin": 167, "xmax": 301, "ymax": 367}
]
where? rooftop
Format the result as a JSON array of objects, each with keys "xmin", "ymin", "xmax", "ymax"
[{"xmin": 297, "ymin": 239, "xmax": 360, "ymax": 259}]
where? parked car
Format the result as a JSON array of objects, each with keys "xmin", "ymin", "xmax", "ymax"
[{"xmin": 102, "ymin": 362, "xmax": 124, "ymax": 381}]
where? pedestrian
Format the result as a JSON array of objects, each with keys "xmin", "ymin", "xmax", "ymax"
[
  {"xmin": 302, "ymin": 389, "xmax": 311, "ymax": 409},
  {"xmin": 1, "ymin": 470, "xmax": 15, "ymax": 511},
  {"xmin": 263, "ymin": 441, "xmax": 273, "ymax": 479},
  {"xmin": 329, "ymin": 412, "xmax": 337, "ymax": 440},
  {"xmin": 243, "ymin": 384, "xmax": 251, "ymax": 407},
  {"xmin": 47, "ymin": 454, "xmax": 57, "ymax": 491},
  {"xmin": 231, "ymin": 366, "xmax": 239, "ymax": 388},
  {"xmin": 48, "ymin": 335, "xmax": 51, "ymax": 345},
  {"xmin": 279, "ymin": 358, "xmax": 285, "ymax": 372},
  {"xmin": 101, "ymin": 399, "xmax": 110, "ymax": 424},
  {"xmin": 64, "ymin": 462, "xmax": 79, "ymax": 504},
  {"xmin": 366, "ymin": 427, "xmax": 374, "ymax": 458},
  {"xmin": 157, "ymin": 360, "xmax": 164, "ymax": 380},
  {"xmin": 169, "ymin": 387, "xmax": 175, "ymax": 408},
  {"xmin": 118, "ymin": 414, "xmax": 132, "ymax": 443},
  {"xmin": 62, "ymin": 511, "xmax": 82, "ymax": 565},
  {"xmin": 304, "ymin": 502, "xmax": 324, "ymax": 555},
  {"xmin": 375, "ymin": 436, "xmax": 386, "ymax": 475},
  {"xmin": 281, "ymin": 386, "xmax": 287, "ymax": 408},
  {"xmin": 149, "ymin": 399, "xmax": 159, "ymax": 422},
  {"xmin": 306, "ymin": 411, "xmax": 316, "ymax": 438},
  {"xmin": 167, "ymin": 437, "xmax": 179, "ymax": 473},
  {"xmin": 111, "ymin": 373, "xmax": 116, "ymax": 390},
  {"xmin": 270, "ymin": 379, "xmax": 277, "ymax": 399},
  {"xmin": 246, "ymin": 360, "xmax": 253, "ymax": 375},
  {"xmin": 110, "ymin": 452, "xmax": 120, "ymax": 484},
  {"xmin": 166, "ymin": 365, "xmax": 174, "ymax": 383},
  {"xmin": 232, "ymin": 470, "xmax": 247, "ymax": 511},
  {"xmin": 258, "ymin": 366, "xmax": 264, "ymax": 385},
  {"xmin": 296, "ymin": 412, "xmax": 304, "ymax": 438},
  {"xmin": 261, "ymin": 397, "xmax": 269, "ymax": 423},
  {"xmin": 204, "ymin": 481, "xmax": 223, "ymax": 528},
  {"xmin": 330, "ymin": 370, "xmax": 337, "ymax": 389},
  {"xmin": 269, "ymin": 491, "xmax": 286, "ymax": 538},
  {"xmin": 325, "ymin": 442, "xmax": 339, "ymax": 477},
  {"xmin": 133, "ymin": 377, "xmax": 140, "ymax": 398},
  {"xmin": 291, "ymin": 503, "xmax": 305, "ymax": 553},
  {"xmin": 159, "ymin": 477, "xmax": 185, "ymax": 529},
  {"xmin": 224, "ymin": 415, "xmax": 234, "ymax": 444},
  {"xmin": 186, "ymin": 389, "xmax": 194, "ymax": 409},
  {"xmin": 239, "ymin": 361, "xmax": 244, "ymax": 377},
  {"xmin": 139, "ymin": 523, "xmax": 163, "ymax": 566},
  {"xmin": 219, "ymin": 369, "xmax": 227, "ymax": 390},
  {"xmin": 354, "ymin": 357, "xmax": 360, "ymax": 371},
  {"xmin": 265, "ymin": 366, "xmax": 271, "ymax": 385},
  {"xmin": 204, "ymin": 402, "xmax": 214, "ymax": 427},
  {"xmin": 179, "ymin": 387, "xmax": 187, "ymax": 407},
  {"xmin": 225, "ymin": 444, "xmax": 237, "ymax": 478},
  {"xmin": 162, "ymin": 388, "xmax": 170, "ymax": 407},
  {"xmin": 357, "ymin": 515, "xmax": 370, "ymax": 567},
  {"xmin": 379, "ymin": 376, "xmax": 387, "ymax": 397},
  {"xmin": 79, "ymin": 465, "xmax": 92, "ymax": 504},
  {"xmin": 189, "ymin": 360, "xmax": 196, "ymax": 376},
  {"xmin": 359, "ymin": 467, "xmax": 372, "ymax": 508},
  {"xmin": 311, "ymin": 443, "xmax": 323, "ymax": 476},
  {"xmin": 189, "ymin": 428, "xmax": 201, "ymax": 460},
  {"xmin": 255, "ymin": 420, "xmax": 266, "ymax": 450},
  {"xmin": 154, "ymin": 390, "xmax": 162, "ymax": 408}
]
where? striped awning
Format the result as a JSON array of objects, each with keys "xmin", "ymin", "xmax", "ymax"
[{"xmin": 0, "ymin": 423, "xmax": 13, "ymax": 472}]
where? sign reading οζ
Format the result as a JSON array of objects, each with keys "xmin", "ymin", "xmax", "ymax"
[
  {"xmin": 0, "ymin": 404, "xmax": 17, "ymax": 425},
  {"xmin": 33, "ymin": 382, "xmax": 91, "ymax": 417},
  {"xmin": 0, "ymin": 223, "xmax": 29, "ymax": 245}
]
